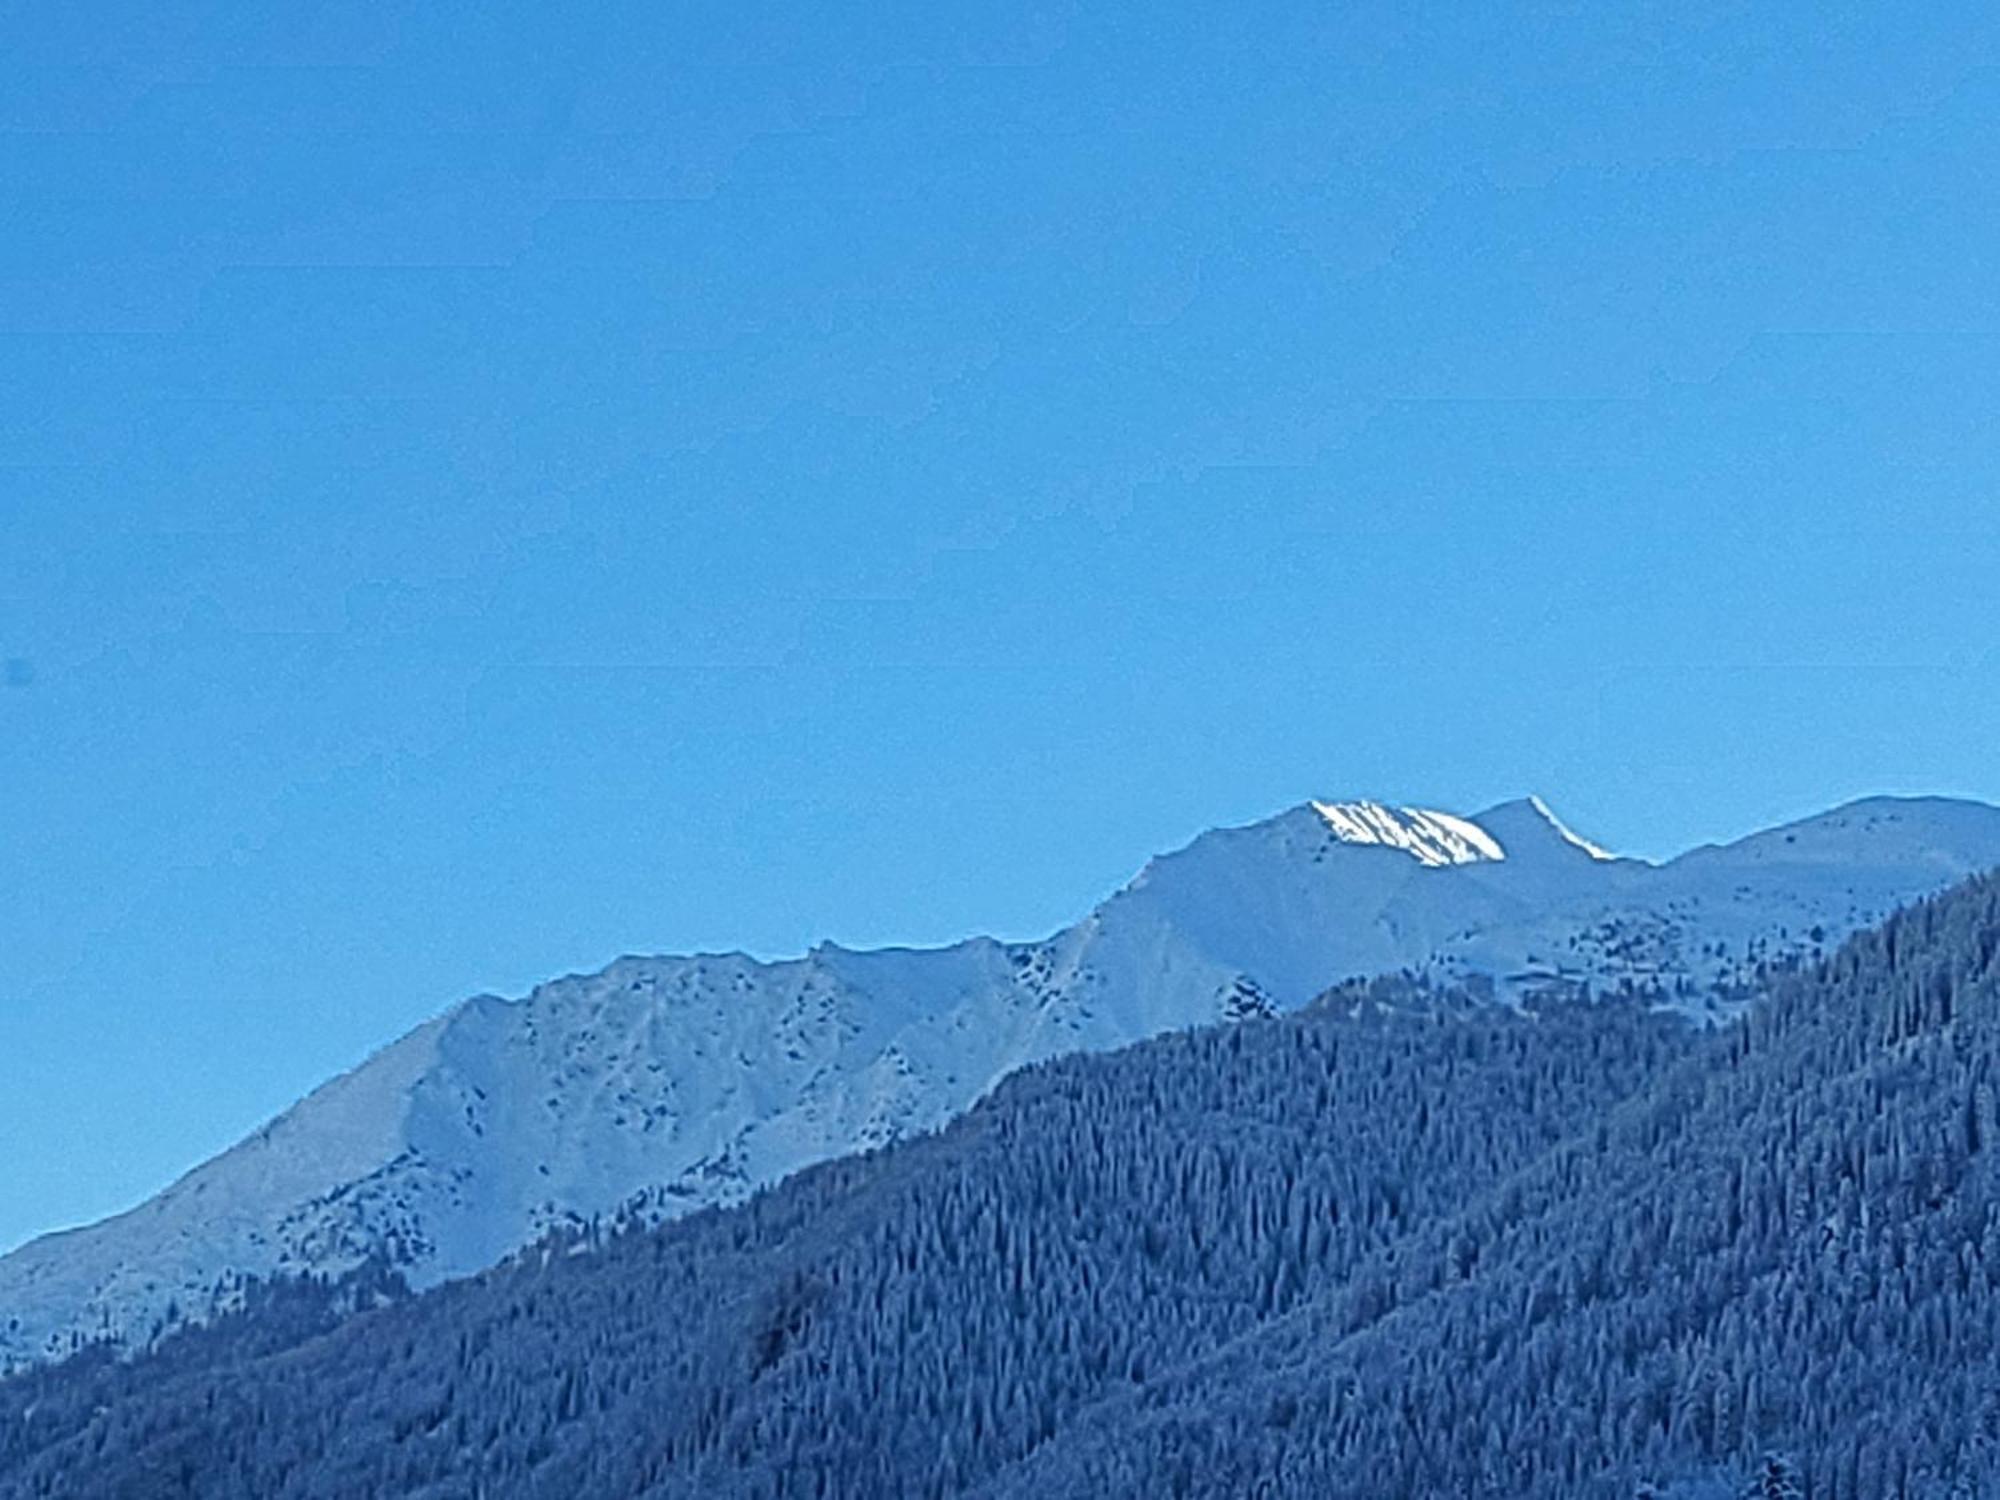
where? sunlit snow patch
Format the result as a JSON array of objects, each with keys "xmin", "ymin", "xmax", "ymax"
[{"xmin": 1307, "ymin": 799, "xmax": 1506, "ymax": 866}]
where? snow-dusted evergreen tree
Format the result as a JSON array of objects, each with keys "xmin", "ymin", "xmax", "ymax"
[{"xmin": 1743, "ymin": 1453, "xmax": 1804, "ymax": 1500}]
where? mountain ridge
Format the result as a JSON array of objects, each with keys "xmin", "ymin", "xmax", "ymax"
[
  {"xmin": 5, "ymin": 791, "xmax": 1999, "ymax": 1372},
  {"xmin": 10, "ymin": 871, "xmax": 2000, "ymax": 1496}
]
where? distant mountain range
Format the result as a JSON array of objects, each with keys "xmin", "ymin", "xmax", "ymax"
[
  {"xmin": 9, "ymin": 855, "xmax": 2000, "ymax": 1497},
  {"xmin": 5, "ymin": 792, "xmax": 2000, "ymax": 1372}
]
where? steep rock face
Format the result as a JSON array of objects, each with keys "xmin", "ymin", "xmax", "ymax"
[{"xmin": 4, "ymin": 793, "xmax": 1999, "ymax": 1370}]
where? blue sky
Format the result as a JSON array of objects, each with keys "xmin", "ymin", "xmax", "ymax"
[{"xmin": 4, "ymin": 2, "xmax": 1999, "ymax": 1253}]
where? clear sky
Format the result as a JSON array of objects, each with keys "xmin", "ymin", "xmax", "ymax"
[{"xmin": 4, "ymin": 2, "xmax": 1999, "ymax": 1255}]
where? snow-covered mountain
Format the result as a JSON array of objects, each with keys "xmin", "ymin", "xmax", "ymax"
[{"xmin": 6, "ymin": 793, "xmax": 2000, "ymax": 1371}]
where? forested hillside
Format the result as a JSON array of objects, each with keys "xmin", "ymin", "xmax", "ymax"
[
  {"xmin": 991, "ymin": 875, "xmax": 2000, "ymax": 1499},
  {"xmin": 6, "ymin": 875, "xmax": 2000, "ymax": 1498}
]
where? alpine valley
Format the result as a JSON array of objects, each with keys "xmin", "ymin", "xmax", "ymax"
[{"xmin": 5, "ymin": 792, "xmax": 1999, "ymax": 1375}]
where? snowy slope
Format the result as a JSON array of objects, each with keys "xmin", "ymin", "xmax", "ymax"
[{"xmin": 5, "ymin": 793, "xmax": 2000, "ymax": 1371}]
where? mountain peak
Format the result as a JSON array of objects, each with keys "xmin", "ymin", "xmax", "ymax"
[
  {"xmin": 1473, "ymin": 795, "xmax": 1620, "ymax": 863},
  {"xmin": 1306, "ymin": 799, "xmax": 1505, "ymax": 867}
]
